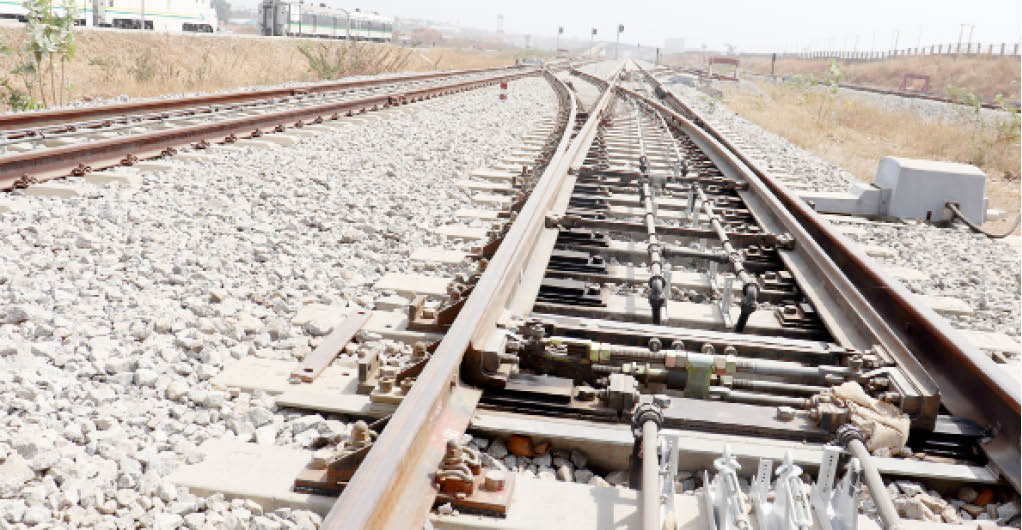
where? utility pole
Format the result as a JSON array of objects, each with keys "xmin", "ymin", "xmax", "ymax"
[
  {"xmin": 892, "ymin": 29, "xmax": 899, "ymax": 52},
  {"xmin": 957, "ymin": 23, "xmax": 965, "ymax": 53},
  {"xmin": 298, "ymin": 0, "xmax": 303, "ymax": 35},
  {"xmin": 616, "ymin": 24, "xmax": 624, "ymax": 59},
  {"xmin": 591, "ymin": 28, "xmax": 597, "ymax": 56},
  {"xmin": 556, "ymin": 26, "xmax": 563, "ymax": 52},
  {"xmin": 967, "ymin": 25, "xmax": 975, "ymax": 52}
]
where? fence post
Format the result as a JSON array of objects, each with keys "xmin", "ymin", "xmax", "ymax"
[{"xmin": 1015, "ymin": 43, "xmax": 1019, "ymax": 56}]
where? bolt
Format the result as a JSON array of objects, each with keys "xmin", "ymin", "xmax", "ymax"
[
  {"xmin": 484, "ymin": 470, "xmax": 506, "ymax": 492},
  {"xmin": 378, "ymin": 377, "xmax": 394, "ymax": 393},
  {"xmin": 776, "ymin": 406, "xmax": 796, "ymax": 422}
]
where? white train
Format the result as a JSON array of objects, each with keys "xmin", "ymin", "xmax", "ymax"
[
  {"xmin": 259, "ymin": 0, "xmax": 392, "ymax": 41},
  {"xmin": 0, "ymin": 0, "xmax": 218, "ymax": 32}
]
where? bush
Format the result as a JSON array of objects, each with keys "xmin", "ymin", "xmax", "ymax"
[
  {"xmin": 128, "ymin": 49, "xmax": 158, "ymax": 82},
  {"xmin": 297, "ymin": 41, "xmax": 411, "ymax": 81},
  {"xmin": 21, "ymin": 0, "xmax": 77, "ymax": 107}
]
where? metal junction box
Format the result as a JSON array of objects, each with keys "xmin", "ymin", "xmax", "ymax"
[
  {"xmin": 874, "ymin": 157, "xmax": 987, "ymax": 224},
  {"xmin": 800, "ymin": 156, "xmax": 988, "ymax": 225}
]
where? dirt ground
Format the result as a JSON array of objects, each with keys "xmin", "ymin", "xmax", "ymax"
[
  {"xmin": 719, "ymin": 79, "xmax": 1021, "ymax": 234},
  {"xmin": 665, "ymin": 52, "xmax": 1021, "ymax": 103}
]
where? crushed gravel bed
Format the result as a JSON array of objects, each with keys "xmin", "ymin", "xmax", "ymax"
[
  {"xmin": 0, "ymin": 75, "xmax": 555, "ymax": 529},
  {"xmin": 665, "ymin": 79, "xmax": 1021, "ymax": 364}
]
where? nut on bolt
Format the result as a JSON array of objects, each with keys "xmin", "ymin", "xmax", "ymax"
[{"xmin": 483, "ymin": 470, "xmax": 506, "ymax": 492}]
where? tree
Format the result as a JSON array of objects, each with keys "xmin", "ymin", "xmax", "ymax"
[
  {"xmin": 22, "ymin": 0, "xmax": 77, "ymax": 106},
  {"xmin": 213, "ymin": 0, "xmax": 230, "ymax": 25}
]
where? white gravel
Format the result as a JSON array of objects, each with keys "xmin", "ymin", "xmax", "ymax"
[
  {"xmin": 665, "ymin": 78, "xmax": 1021, "ymax": 368},
  {"xmin": 0, "ymin": 75, "xmax": 554, "ymax": 528}
]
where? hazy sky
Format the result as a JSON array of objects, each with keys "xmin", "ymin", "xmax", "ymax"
[{"xmin": 241, "ymin": 0, "xmax": 1022, "ymax": 52}]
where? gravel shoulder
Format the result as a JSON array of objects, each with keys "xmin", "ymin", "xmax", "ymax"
[{"xmin": 0, "ymin": 75, "xmax": 554, "ymax": 529}]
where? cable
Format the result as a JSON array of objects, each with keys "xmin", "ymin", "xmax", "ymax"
[{"xmin": 946, "ymin": 202, "xmax": 1020, "ymax": 239}]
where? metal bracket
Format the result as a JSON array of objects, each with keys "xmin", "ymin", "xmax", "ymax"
[
  {"xmin": 702, "ymin": 444, "xmax": 752, "ymax": 530},
  {"xmin": 748, "ymin": 451, "xmax": 814, "ymax": 530},
  {"xmin": 811, "ymin": 446, "xmax": 860, "ymax": 530}
]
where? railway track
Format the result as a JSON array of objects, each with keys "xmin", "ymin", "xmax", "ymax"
[
  {"xmin": 1, "ymin": 59, "xmax": 1018, "ymax": 530},
  {"xmin": 308, "ymin": 61, "xmax": 1017, "ymax": 529},
  {"xmin": 0, "ymin": 65, "xmax": 537, "ymax": 190}
]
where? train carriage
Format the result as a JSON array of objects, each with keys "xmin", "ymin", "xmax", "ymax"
[
  {"xmin": 259, "ymin": 0, "xmax": 391, "ymax": 42},
  {"xmin": 0, "ymin": 0, "xmax": 217, "ymax": 32}
]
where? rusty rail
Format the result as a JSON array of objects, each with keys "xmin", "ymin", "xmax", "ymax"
[
  {"xmin": 0, "ymin": 65, "xmax": 525, "ymax": 132},
  {"xmin": 637, "ymin": 63, "xmax": 1021, "ymax": 491},
  {"xmin": 319, "ymin": 68, "xmax": 615, "ymax": 530},
  {"xmin": 0, "ymin": 68, "xmax": 537, "ymax": 190}
]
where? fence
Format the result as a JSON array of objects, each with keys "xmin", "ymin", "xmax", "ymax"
[{"xmin": 780, "ymin": 42, "xmax": 1020, "ymax": 61}]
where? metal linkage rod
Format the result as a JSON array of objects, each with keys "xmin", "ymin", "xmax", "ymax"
[
  {"xmin": 633, "ymin": 104, "xmax": 668, "ymax": 325},
  {"xmin": 631, "ymin": 403, "xmax": 664, "ymax": 530},
  {"xmin": 575, "ymin": 341, "xmax": 853, "ymax": 383},
  {"xmin": 838, "ymin": 425, "xmax": 904, "ymax": 530},
  {"xmin": 645, "ymin": 98, "xmax": 759, "ymax": 333},
  {"xmin": 642, "ymin": 419, "xmax": 660, "ymax": 530}
]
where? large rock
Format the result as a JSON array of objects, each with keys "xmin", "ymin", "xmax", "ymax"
[
  {"xmin": 291, "ymin": 304, "xmax": 347, "ymax": 336},
  {"xmin": 486, "ymin": 439, "xmax": 508, "ymax": 459},
  {"xmin": 0, "ymin": 454, "xmax": 34, "ymax": 497},
  {"xmin": 154, "ymin": 513, "xmax": 184, "ymax": 530}
]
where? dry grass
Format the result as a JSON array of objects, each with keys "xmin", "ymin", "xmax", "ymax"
[
  {"xmin": 720, "ymin": 80, "xmax": 1021, "ymax": 233},
  {"xmin": 0, "ymin": 27, "xmax": 517, "ymax": 110},
  {"xmin": 738, "ymin": 55, "xmax": 1021, "ymax": 103}
]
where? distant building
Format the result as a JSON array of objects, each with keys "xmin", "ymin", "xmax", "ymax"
[{"xmin": 664, "ymin": 38, "xmax": 685, "ymax": 52}]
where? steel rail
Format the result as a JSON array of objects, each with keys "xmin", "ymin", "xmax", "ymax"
[
  {"xmin": 320, "ymin": 68, "xmax": 616, "ymax": 530},
  {"xmin": 0, "ymin": 65, "xmax": 525, "ymax": 132},
  {"xmin": 0, "ymin": 69, "xmax": 537, "ymax": 191},
  {"xmin": 633, "ymin": 64, "xmax": 1021, "ymax": 490}
]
